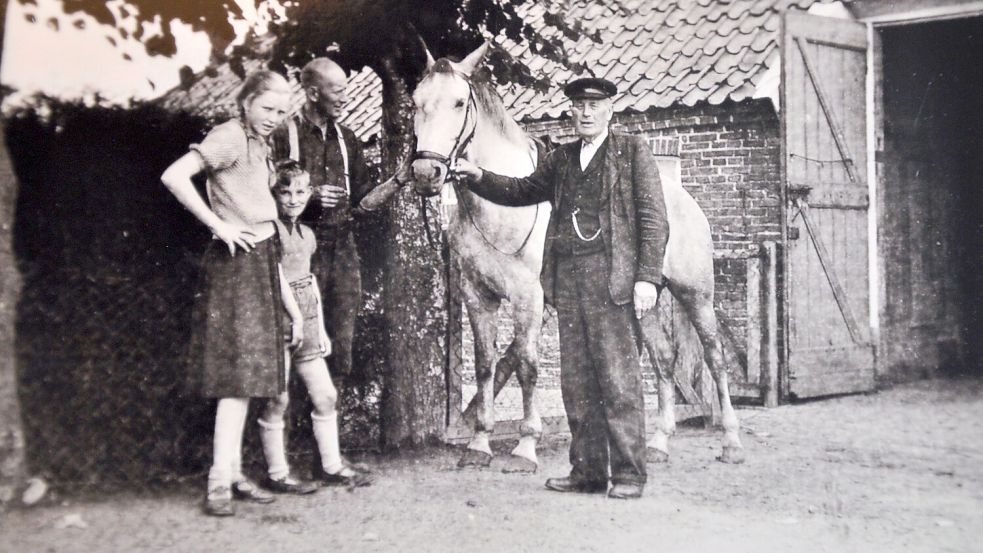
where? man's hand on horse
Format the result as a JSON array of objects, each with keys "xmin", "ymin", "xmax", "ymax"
[
  {"xmin": 451, "ymin": 159, "xmax": 483, "ymax": 183},
  {"xmin": 633, "ymin": 280, "xmax": 660, "ymax": 319},
  {"xmin": 394, "ymin": 157, "xmax": 414, "ymax": 187}
]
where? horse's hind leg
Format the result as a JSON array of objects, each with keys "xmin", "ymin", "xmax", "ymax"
[
  {"xmin": 638, "ymin": 305, "xmax": 676, "ymax": 463},
  {"xmin": 502, "ymin": 294, "xmax": 544, "ymax": 473},
  {"xmin": 676, "ymin": 286, "xmax": 745, "ymax": 464},
  {"xmin": 458, "ymin": 283, "xmax": 500, "ymax": 468}
]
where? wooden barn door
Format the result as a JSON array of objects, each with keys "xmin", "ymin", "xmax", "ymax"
[{"xmin": 782, "ymin": 11, "xmax": 874, "ymax": 398}]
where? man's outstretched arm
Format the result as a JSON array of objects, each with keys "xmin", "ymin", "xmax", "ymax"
[{"xmin": 454, "ymin": 153, "xmax": 559, "ymax": 207}]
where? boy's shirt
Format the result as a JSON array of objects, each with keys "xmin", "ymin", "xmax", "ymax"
[{"xmin": 276, "ymin": 219, "xmax": 317, "ymax": 282}]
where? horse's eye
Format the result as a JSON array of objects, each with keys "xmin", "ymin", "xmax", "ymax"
[{"xmin": 455, "ymin": 99, "xmax": 465, "ymax": 108}]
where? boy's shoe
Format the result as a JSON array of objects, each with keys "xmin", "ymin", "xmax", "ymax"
[
  {"xmin": 315, "ymin": 466, "xmax": 373, "ymax": 488},
  {"xmin": 231, "ymin": 479, "xmax": 276, "ymax": 503},
  {"xmin": 341, "ymin": 456, "xmax": 373, "ymax": 474},
  {"xmin": 261, "ymin": 474, "xmax": 319, "ymax": 495},
  {"xmin": 204, "ymin": 486, "xmax": 235, "ymax": 517}
]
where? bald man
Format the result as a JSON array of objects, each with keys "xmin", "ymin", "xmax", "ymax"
[{"xmin": 272, "ymin": 59, "xmax": 405, "ymax": 475}]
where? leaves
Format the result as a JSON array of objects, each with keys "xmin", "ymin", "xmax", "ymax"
[{"xmin": 44, "ymin": 0, "xmax": 614, "ymax": 93}]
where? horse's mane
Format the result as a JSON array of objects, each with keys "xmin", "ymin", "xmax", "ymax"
[{"xmin": 426, "ymin": 58, "xmax": 531, "ymax": 148}]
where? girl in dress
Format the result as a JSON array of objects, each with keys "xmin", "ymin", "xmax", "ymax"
[{"xmin": 161, "ymin": 69, "xmax": 301, "ymax": 516}]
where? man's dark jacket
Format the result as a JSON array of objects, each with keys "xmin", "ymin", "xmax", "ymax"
[{"xmin": 468, "ymin": 132, "xmax": 669, "ymax": 306}]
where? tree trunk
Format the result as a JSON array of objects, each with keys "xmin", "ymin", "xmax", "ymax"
[
  {"xmin": 374, "ymin": 54, "xmax": 447, "ymax": 449},
  {"xmin": 0, "ymin": 0, "xmax": 29, "ymax": 505}
]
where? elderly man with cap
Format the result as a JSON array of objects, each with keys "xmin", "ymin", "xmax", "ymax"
[{"xmin": 454, "ymin": 76, "xmax": 669, "ymax": 499}]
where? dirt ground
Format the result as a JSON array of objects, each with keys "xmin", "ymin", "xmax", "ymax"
[{"xmin": 2, "ymin": 377, "xmax": 982, "ymax": 553}]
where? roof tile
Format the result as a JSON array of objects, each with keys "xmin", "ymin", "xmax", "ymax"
[{"xmin": 160, "ymin": 0, "xmax": 817, "ymax": 136}]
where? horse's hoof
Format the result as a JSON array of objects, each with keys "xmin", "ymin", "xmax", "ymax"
[
  {"xmin": 457, "ymin": 449, "xmax": 493, "ymax": 468},
  {"xmin": 717, "ymin": 446, "xmax": 746, "ymax": 464},
  {"xmin": 646, "ymin": 447, "xmax": 670, "ymax": 464},
  {"xmin": 501, "ymin": 455, "xmax": 538, "ymax": 474}
]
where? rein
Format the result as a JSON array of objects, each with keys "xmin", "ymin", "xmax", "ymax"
[
  {"xmin": 413, "ymin": 69, "xmax": 538, "ymax": 257},
  {"xmin": 456, "ymin": 186, "xmax": 539, "ymax": 257}
]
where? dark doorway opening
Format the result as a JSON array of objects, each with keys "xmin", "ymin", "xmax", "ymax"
[{"xmin": 880, "ymin": 16, "xmax": 983, "ymax": 376}]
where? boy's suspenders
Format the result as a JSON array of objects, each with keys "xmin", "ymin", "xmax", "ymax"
[{"xmin": 286, "ymin": 116, "xmax": 349, "ymax": 195}]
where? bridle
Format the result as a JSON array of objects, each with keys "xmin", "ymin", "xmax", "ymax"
[
  {"xmin": 412, "ymin": 69, "xmax": 538, "ymax": 257},
  {"xmin": 412, "ymin": 70, "xmax": 478, "ymax": 171}
]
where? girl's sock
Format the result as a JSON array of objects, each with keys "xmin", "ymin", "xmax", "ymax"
[
  {"xmin": 209, "ymin": 398, "xmax": 249, "ymax": 491},
  {"xmin": 230, "ymin": 398, "xmax": 249, "ymax": 483}
]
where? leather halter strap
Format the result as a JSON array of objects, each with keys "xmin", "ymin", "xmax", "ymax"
[{"xmin": 413, "ymin": 71, "xmax": 478, "ymax": 169}]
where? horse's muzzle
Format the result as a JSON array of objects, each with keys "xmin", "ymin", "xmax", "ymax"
[{"xmin": 411, "ymin": 158, "xmax": 447, "ymax": 197}]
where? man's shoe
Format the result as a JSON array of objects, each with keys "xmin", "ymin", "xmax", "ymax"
[
  {"xmin": 607, "ymin": 482, "xmax": 644, "ymax": 499},
  {"xmin": 544, "ymin": 476, "xmax": 608, "ymax": 494},
  {"xmin": 317, "ymin": 467, "xmax": 373, "ymax": 488},
  {"xmin": 204, "ymin": 486, "xmax": 235, "ymax": 517},
  {"xmin": 261, "ymin": 475, "xmax": 319, "ymax": 495},
  {"xmin": 231, "ymin": 479, "xmax": 276, "ymax": 504}
]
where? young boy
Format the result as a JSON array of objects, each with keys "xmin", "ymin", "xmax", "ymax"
[{"xmin": 257, "ymin": 160, "xmax": 371, "ymax": 493}]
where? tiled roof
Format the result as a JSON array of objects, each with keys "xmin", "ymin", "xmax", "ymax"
[
  {"xmin": 156, "ymin": 58, "xmax": 384, "ymax": 142},
  {"xmin": 159, "ymin": 0, "xmax": 819, "ymax": 141}
]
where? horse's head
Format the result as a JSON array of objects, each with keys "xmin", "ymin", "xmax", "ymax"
[{"xmin": 411, "ymin": 42, "xmax": 490, "ymax": 197}]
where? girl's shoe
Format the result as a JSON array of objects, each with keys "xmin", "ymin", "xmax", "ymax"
[
  {"xmin": 204, "ymin": 486, "xmax": 235, "ymax": 517},
  {"xmin": 231, "ymin": 479, "xmax": 276, "ymax": 503}
]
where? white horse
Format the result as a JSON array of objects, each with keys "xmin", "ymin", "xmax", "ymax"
[{"xmin": 410, "ymin": 42, "xmax": 745, "ymax": 468}]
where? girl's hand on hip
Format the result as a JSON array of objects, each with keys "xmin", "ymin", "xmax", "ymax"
[{"xmin": 211, "ymin": 221, "xmax": 257, "ymax": 256}]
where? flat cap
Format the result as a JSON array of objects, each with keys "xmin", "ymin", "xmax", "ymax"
[{"xmin": 563, "ymin": 77, "xmax": 618, "ymax": 100}]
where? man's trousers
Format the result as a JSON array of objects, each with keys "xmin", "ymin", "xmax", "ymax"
[
  {"xmin": 554, "ymin": 250, "xmax": 647, "ymax": 486},
  {"xmin": 313, "ymin": 227, "xmax": 361, "ymax": 381}
]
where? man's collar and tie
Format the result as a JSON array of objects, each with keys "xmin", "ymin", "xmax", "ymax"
[{"xmin": 579, "ymin": 127, "xmax": 610, "ymax": 171}]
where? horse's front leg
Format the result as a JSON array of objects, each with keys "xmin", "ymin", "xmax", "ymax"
[
  {"xmin": 502, "ymin": 295, "xmax": 544, "ymax": 473},
  {"xmin": 458, "ymin": 284, "xmax": 500, "ymax": 468}
]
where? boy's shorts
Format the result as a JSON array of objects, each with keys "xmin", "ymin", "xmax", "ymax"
[{"xmin": 287, "ymin": 274, "xmax": 330, "ymax": 363}]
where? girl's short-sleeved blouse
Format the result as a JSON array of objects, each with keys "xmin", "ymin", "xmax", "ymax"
[{"xmin": 190, "ymin": 119, "xmax": 277, "ymax": 228}]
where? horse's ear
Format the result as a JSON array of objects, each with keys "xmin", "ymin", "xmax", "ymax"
[
  {"xmin": 457, "ymin": 41, "xmax": 490, "ymax": 76},
  {"xmin": 420, "ymin": 36, "xmax": 436, "ymax": 71}
]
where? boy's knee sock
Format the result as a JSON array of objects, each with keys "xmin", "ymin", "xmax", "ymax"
[
  {"xmin": 209, "ymin": 399, "xmax": 248, "ymax": 491},
  {"xmin": 311, "ymin": 411, "xmax": 344, "ymax": 474},
  {"xmin": 258, "ymin": 417, "xmax": 290, "ymax": 481}
]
